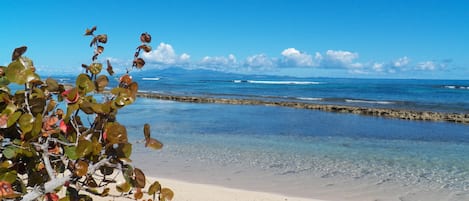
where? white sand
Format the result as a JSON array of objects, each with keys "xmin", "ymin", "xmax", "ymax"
[{"xmin": 154, "ymin": 177, "xmax": 324, "ymax": 201}]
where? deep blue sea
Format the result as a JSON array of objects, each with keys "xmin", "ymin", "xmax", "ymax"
[
  {"xmin": 56, "ymin": 69, "xmax": 469, "ymax": 200},
  {"xmin": 131, "ymin": 70, "xmax": 469, "ymax": 113}
]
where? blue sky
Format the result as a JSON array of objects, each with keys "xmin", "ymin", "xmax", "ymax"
[{"xmin": 0, "ymin": 0, "xmax": 468, "ymax": 79}]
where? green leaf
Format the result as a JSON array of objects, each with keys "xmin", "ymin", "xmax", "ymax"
[
  {"xmin": 0, "ymin": 76, "xmax": 10, "ymax": 86},
  {"xmin": 117, "ymin": 143, "xmax": 132, "ymax": 159},
  {"xmin": 76, "ymin": 140, "xmax": 93, "ymax": 158},
  {"xmin": 76, "ymin": 74, "xmax": 95, "ymax": 94},
  {"xmin": 6, "ymin": 60, "xmax": 26, "ymax": 84},
  {"xmin": 2, "ymin": 146, "xmax": 18, "ymax": 159},
  {"xmin": 31, "ymin": 113, "xmax": 43, "ymax": 137},
  {"xmin": 19, "ymin": 113, "xmax": 33, "ymax": 133},
  {"xmin": 7, "ymin": 111, "xmax": 21, "ymax": 127},
  {"xmin": 0, "ymin": 170, "xmax": 17, "ymax": 183},
  {"xmin": 116, "ymin": 182, "xmax": 131, "ymax": 193},
  {"xmin": 64, "ymin": 146, "xmax": 78, "ymax": 160},
  {"xmin": 46, "ymin": 78, "xmax": 59, "ymax": 92},
  {"xmin": 148, "ymin": 181, "xmax": 161, "ymax": 195},
  {"xmin": 89, "ymin": 63, "xmax": 102, "ymax": 75}
]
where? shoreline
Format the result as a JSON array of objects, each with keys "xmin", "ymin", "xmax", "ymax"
[{"xmin": 136, "ymin": 91, "xmax": 469, "ymax": 124}]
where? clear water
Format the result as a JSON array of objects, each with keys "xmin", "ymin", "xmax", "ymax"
[
  {"xmin": 54, "ymin": 72, "xmax": 469, "ymax": 199},
  {"xmin": 118, "ymin": 98, "xmax": 469, "ymax": 198}
]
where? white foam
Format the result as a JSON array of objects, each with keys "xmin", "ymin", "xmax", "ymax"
[
  {"xmin": 297, "ymin": 97, "xmax": 323, "ymax": 101},
  {"xmin": 142, "ymin": 77, "xmax": 161, "ymax": 81},
  {"xmin": 247, "ymin": 80, "xmax": 321, "ymax": 85},
  {"xmin": 345, "ymin": 99, "xmax": 394, "ymax": 105}
]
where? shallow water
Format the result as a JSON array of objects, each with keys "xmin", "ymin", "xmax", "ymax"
[{"xmin": 120, "ymin": 98, "xmax": 469, "ymax": 200}]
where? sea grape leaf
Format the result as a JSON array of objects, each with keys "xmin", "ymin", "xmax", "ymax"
[
  {"xmin": 134, "ymin": 168, "xmax": 146, "ymax": 188},
  {"xmin": 95, "ymin": 75, "xmax": 109, "ymax": 92},
  {"xmin": 0, "ymin": 160, "xmax": 13, "ymax": 169},
  {"xmin": 30, "ymin": 97, "xmax": 46, "ymax": 115},
  {"xmin": 148, "ymin": 181, "xmax": 161, "ymax": 195},
  {"xmin": 134, "ymin": 188, "xmax": 143, "ymax": 200},
  {"xmin": 19, "ymin": 113, "xmax": 33, "ymax": 133},
  {"xmin": 2, "ymin": 146, "xmax": 17, "ymax": 159},
  {"xmin": 7, "ymin": 111, "xmax": 22, "ymax": 127},
  {"xmin": 4, "ymin": 102, "xmax": 17, "ymax": 115},
  {"xmin": 89, "ymin": 63, "xmax": 102, "ymax": 75},
  {"xmin": 91, "ymin": 138, "xmax": 102, "ymax": 155},
  {"xmin": 0, "ymin": 171, "xmax": 17, "ymax": 184},
  {"xmin": 160, "ymin": 188, "xmax": 174, "ymax": 201},
  {"xmin": 116, "ymin": 182, "xmax": 131, "ymax": 193},
  {"xmin": 76, "ymin": 74, "xmax": 95, "ymax": 94},
  {"xmin": 6, "ymin": 61, "xmax": 26, "ymax": 84},
  {"xmin": 105, "ymin": 122, "xmax": 128, "ymax": 144},
  {"xmin": 145, "ymin": 137, "xmax": 163, "ymax": 150},
  {"xmin": 117, "ymin": 143, "xmax": 132, "ymax": 159},
  {"xmin": 122, "ymin": 165, "xmax": 134, "ymax": 184},
  {"xmin": 45, "ymin": 77, "xmax": 59, "ymax": 92},
  {"xmin": 75, "ymin": 160, "xmax": 89, "ymax": 177},
  {"xmin": 76, "ymin": 140, "xmax": 93, "ymax": 158},
  {"xmin": 31, "ymin": 113, "xmax": 43, "ymax": 137},
  {"xmin": 12, "ymin": 46, "xmax": 27, "ymax": 61},
  {"xmin": 143, "ymin": 123, "xmax": 150, "ymax": 139},
  {"xmin": 79, "ymin": 100, "xmax": 95, "ymax": 114},
  {"xmin": 64, "ymin": 146, "xmax": 78, "ymax": 160}
]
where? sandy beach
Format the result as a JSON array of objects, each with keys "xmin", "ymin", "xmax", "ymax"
[{"xmin": 148, "ymin": 177, "xmax": 323, "ymax": 201}]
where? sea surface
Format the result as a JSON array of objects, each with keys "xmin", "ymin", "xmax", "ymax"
[{"xmin": 57, "ymin": 70, "xmax": 469, "ymax": 200}]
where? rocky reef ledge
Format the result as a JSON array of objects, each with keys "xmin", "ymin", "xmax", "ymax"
[{"xmin": 137, "ymin": 92, "xmax": 469, "ymax": 124}]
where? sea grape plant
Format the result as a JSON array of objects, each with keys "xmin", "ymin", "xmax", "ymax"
[{"xmin": 0, "ymin": 26, "xmax": 173, "ymax": 201}]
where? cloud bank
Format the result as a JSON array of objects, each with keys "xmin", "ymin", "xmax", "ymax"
[{"xmin": 138, "ymin": 42, "xmax": 452, "ymax": 76}]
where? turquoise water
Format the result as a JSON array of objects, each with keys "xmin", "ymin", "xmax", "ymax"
[{"xmin": 119, "ymin": 98, "xmax": 469, "ymax": 198}]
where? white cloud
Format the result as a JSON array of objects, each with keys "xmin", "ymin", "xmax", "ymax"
[
  {"xmin": 325, "ymin": 50, "xmax": 359, "ymax": 64},
  {"xmin": 179, "ymin": 53, "xmax": 191, "ymax": 63},
  {"xmin": 245, "ymin": 54, "xmax": 276, "ymax": 68},
  {"xmin": 417, "ymin": 61, "xmax": 436, "ymax": 71},
  {"xmin": 280, "ymin": 48, "xmax": 315, "ymax": 67},
  {"xmin": 321, "ymin": 50, "xmax": 362, "ymax": 69},
  {"xmin": 200, "ymin": 54, "xmax": 237, "ymax": 68},
  {"xmin": 393, "ymin": 56, "xmax": 410, "ymax": 67},
  {"xmin": 143, "ymin": 42, "xmax": 190, "ymax": 65}
]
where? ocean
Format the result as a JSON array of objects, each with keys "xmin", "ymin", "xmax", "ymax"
[{"xmin": 60, "ymin": 69, "xmax": 469, "ymax": 200}]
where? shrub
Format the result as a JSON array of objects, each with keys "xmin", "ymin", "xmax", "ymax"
[{"xmin": 0, "ymin": 26, "xmax": 173, "ymax": 201}]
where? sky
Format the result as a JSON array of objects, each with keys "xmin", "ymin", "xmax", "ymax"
[{"xmin": 0, "ymin": 0, "xmax": 468, "ymax": 79}]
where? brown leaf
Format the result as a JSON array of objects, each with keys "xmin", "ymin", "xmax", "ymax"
[
  {"xmin": 143, "ymin": 123, "xmax": 150, "ymax": 139},
  {"xmin": 138, "ymin": 45, "xmax": 152, "ymax": 53},
  {"xmin": 145, "ymin": 138, "xmax": 163, "ymax": 150},
  {"xmin": 97, "ymin": 34, "xmax": 108, "ymax": 43},
  {"xmin": 12, "ymin": 46, "xmax": 27, "ymax": 61},
  {"xmin": 89, "ymin": 37, "xmax": 98, "ymax": 47},
  {"xmin": 84, "ymin": 26, "xmax": 97, "ymax": 36},
  {"xmin": 119, "ymin": 74, "xmax": 132, "ymax": 86},
  {"xmin": 140, "ymin": 32, "xmax": 152, "ymax": 43},
  {"xmin": 160, "ymin": 188, "xmax": 174, "ymax": 201},
  {"xmin": 75, "ymin": 160, "xmax": 89, "ymax": 177},
  {"xmin": 134, "ymin": 168, "xmax": 146, "ymax": 188},
  {"xmin": 133, "ymin": 58, "xmax": 145, "ymax": 69},
  {"xmin": 134, "ymin": 188, "xmax": 143, "ymax": 200},
  {"xmin": 106, "ymin": 59, "xmax": 114, "ymax": 76}
]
